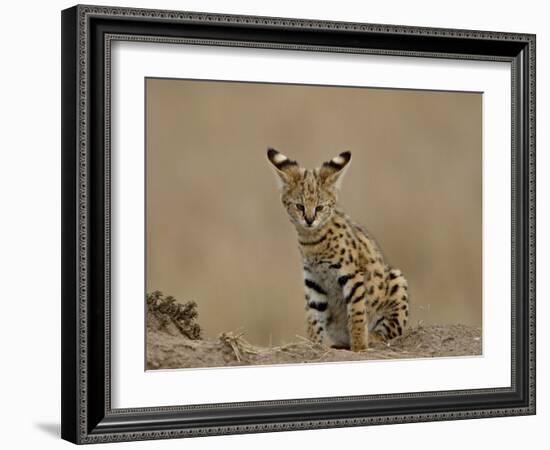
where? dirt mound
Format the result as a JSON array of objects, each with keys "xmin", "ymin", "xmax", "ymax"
[{"xmin": 146, "ymin": 293, "xmax": 481, "ymax": 369}]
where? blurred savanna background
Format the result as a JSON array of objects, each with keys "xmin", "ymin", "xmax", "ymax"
[{"xmin": 146, "ymin": 78, "xmax": 482, "ymax": 348}]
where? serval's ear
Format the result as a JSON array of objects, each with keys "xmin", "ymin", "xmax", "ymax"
[
  {"xmin": 267, "ymin": 148, "xmax": 300, "ymax": 188},
  {"xmin": 319, "ymin": 151, "xmax": 351, "ymax": 190}
]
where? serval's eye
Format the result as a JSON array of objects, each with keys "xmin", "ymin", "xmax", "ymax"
[
  {"xmin": 315, "ymin": 205, "xmax": 324, "ymax": 212},
  {"xmin": 295, "ymin": 203, "xmax": 305, "ymax": 212}
]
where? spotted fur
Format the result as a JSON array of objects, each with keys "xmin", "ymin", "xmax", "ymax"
[{"xmin": 267, "ymin": 148, "xmax": 409, "ymax": 351}]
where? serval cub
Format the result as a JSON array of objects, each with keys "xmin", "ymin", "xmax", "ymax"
[{"xmin": 267, "ymin": 148, "xmax": 409, "ymax": 351}]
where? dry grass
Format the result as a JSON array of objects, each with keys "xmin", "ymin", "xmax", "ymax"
[{"xmin": 147, "ymin": 291, "xmax": 202, "ymax": 340}]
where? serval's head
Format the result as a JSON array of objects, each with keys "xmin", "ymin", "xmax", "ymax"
[{"xmin": 267, "ymin": 148, "xmax": 351, "ymax": 231}]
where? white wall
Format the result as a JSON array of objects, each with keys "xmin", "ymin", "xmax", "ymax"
[{"xmin": 0, "ymin": 0, "xmax": 545, "ymax": 448}]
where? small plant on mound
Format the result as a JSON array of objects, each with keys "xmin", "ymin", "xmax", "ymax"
[{"xmin": 146, "ymin": 290, "xmax": 202, "ymax": 340}]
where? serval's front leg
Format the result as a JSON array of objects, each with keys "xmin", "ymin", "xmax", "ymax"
[
  {"xmin": 363, "ymin": 266, "xmax": 390, "ymax": 342},
  {"xmin": 303, "ymin": 272, "xmax": 331, "ymax": 346},
  {"xmin": 338, "ymin": 267, "xmax": 368, "ymax": 351}
]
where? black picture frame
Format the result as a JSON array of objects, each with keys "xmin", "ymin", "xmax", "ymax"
[{"xmin": 61, "ymin": 4, "xmax": 536, "ymax": 444}]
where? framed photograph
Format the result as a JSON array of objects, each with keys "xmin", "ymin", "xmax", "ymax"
[{"xmin": 61, "ymin": 4, "xmax": 536, "ymax": 444}]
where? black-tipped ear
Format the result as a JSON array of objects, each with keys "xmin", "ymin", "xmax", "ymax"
[
  {"xmin": 266, "ymin": 148, "xmax": 299, "ymax": 187},
  {"xmin": 267, "ymin": 148, "xmax": 299, "ymax": 171},
  {"xmin": 319, "ymin": 151, "xmax": 352, "ymax": 189}
]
